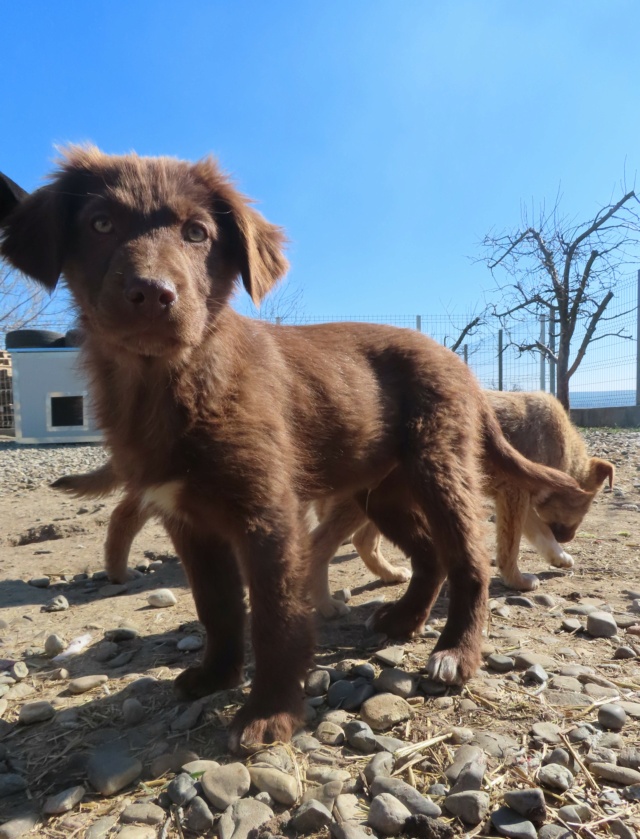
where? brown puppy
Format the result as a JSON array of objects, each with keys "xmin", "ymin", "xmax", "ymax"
[
  {"xmin": 0, "ymin": 147, "xmax": 587, "ymax": 750},
  {"xmin": 310, "ymin": 390, "xmax": 614, "ymax": 613}
]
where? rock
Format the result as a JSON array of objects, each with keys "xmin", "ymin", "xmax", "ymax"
[
  {"xmin": 218, "ymin": 798, "xmax": 274, "ymax": 839},
  {"xmin": 343, "ymin": 678, "xmax": 376, "ymax": 711},
  {"xmin": 44, "ymin": 634, "xmax": 66, "ymax": 657},
  {"xmin": 291, "ymin": 800, "xmax": 333, "ymax": 833},
  {"xmin": 374, "ymin": 646, "xmax": 405, "ymax": 667},
  {"xmin": 586, "ymin": 610, "xmax": 618, "ymax": 637},
  {"xmin": 491, "ymin": 806, "xmax": 537, "ymax": 839},
  {"xmin": 327, "ymin": 679, "xmax": 356, "ymax": 708},
  {"xmin": 545, "ymin": 690, "xmax": 592, "ymax": 708},
  {"xmin": 149, "ymin": 748, "xmax": 199, "ymax": 778},
  {"xmin": 538, "ymin": 827, "xmax": 574, "ymax": 839},
  {"xmin": 561, "ymin": 618, "xmax": 582, "ymax": 632},
  {"xmin": 619, "ymin": 701, "xmax": 640, "ymax": 718},
  {"xmin": 171, "ymin": 699, "xmax": 205, "ymax": 731},
  {"xmin": 530, "ymin": 722, "xmax": 562, "ymax": 745},
  {"xmin": 43, "ymin": 594, "xmax": 69, "ymax": 612},
  {"xmin": 360, "ymin": 693, "xmax": 412, "ymax": 731},
  {"xmin": 0, "ymin": 812, "xmax": 39, "ymax": 839},
  {"xmin": 444, "ymin": 745, "xmax": 485, "ymax": 782},
  {"xmin": 375, "ymin": 734, "xmax": 406, "ymax": 753},
  {"xmin": 99, "ymin": 583, "xmax": 127, "ymax": 598},
  {"xmin": 344, "ymin": 719, "xmax": 378, "ymax": 753},
  {"xmin": 538, "ymin": 764, "xmax": 574, "ymax": 792},
  {"xmin": 302, "ymin": 779, "xmax": 342, "ymax": 810},
  {"xmin": 42, "ymin": 785, "xmax": 85, "ymax": 815},
  {"xmin": 620, "ymin": 748, "xmax": 640, "ymax": 771},
  {"xmin": 105, "ymin": 626, "xmax": 140, "ymax": 642},
  {"xmin": 168, "ymin": 772, "xmax": 198, "ymax": 805},
  {"xmin": 177, "ymin": 634, "xmax": 203, "ymax": 651},
  {"xmin": 449, "ymin": 760, "xmax": 485, "ymax": 794},
  {"xmin": 368, "ymin": 793, "xmax": 412, "ymax": 835},
  {"xmin": 248, "ymin": 765, "xmax": 299, "ymax": 805},
  {"xmin": 374, "ymin": 668, "xmax": 415, "ymax": 698},
  {"xmin": 523, "ymin": 663, "xmax": 548, "ymax": 684},
  {"xmin": 201, "ymin": 763, "xmax": 251, "ymax": 810},
  {"xmin": 444, "ymin": 790, "xmax": 490, "ymax": 825},
  {"xmin": 185, "ymin": 796, "xmax": 215, "ymax": 833},
  {"xmin": 503, "ymin": 788, "xmax": 546, "ymax": 823},
  {"xmin": 147, "ymin": 588, "xmax": 177, "ymax": 608},
  {"xmin": 306, "ymin": 766, "xmax": 350, "ymax": 784},
  {"xmin": 306, "ymin": 669, "xmax": 331, "ymax": 696},
  {"xmin": 471, "ymin": 731, "xmax": 518, "ymax": 758},
  {"xmin": 609, "ymin": 820, "xmax": 637, "ymax": 839},
  {"xmin": 557, "ymin": 804, "xmax": 591, "ymax": 824},
  {"xmin": 87, "ymin": 749, "xmax": 142, "ymax": 795},
  {"xmin": 370, "ymin": 778, "xmax": 440, "ymax": 819},
  {"xmin": 122, "ymin": 697, "xmax": 145, "ymax": 726},
  {"xmin": 120, "ymin": 802, "xmax": 166, "ymax": 824},
  {"xmin": 549, "ymin": 675, "xmax": 582, "ymax": 692},
  {"xmin": 19, "ymin": 700, "xmax": 55, "ymax": 725},
  {"xmin": 353, "ymin": 663, "xmax": 376, "ymax": 679},
  {"xmin": 364, "ymin": 752, "xmax": 394, "ymax": 784},
  {"xmin": 182, "ymin": 759, "xmax": 220, "ymax": 775},
  {"xmin": 316, "ymin": 720, "xmax": 345, "ymax": 746},
  {"xmin": 29, "ymin": 576, "xmax": 50, "ymax": 588},
  {"xmin": 614, "ymin": 645, "xmax": 637, "ymax": 659},
  {"xmin": 292, "ymin": 733, "xmax": 321, "ymax": 753},
  {"xmin": 513, "ymin": 651, "xmax": 556, "ymax": 670},
  {"xmin": 486, "ymin": 654, "xmax": 515, "ymax": 673},
  {"xmin": 0, "ymin": 774, "xmax": 28, "ymax": 797},
  {"xmin": 330, "ymin": 822, "xmax": 372, "ymax": 839},
  {"xmin": 115, "ymin": 827, "xmax": 156, "ymax": 839},
  {"xmin": 599, "ymin": 704, "xmax": 628, "ymax": 730},
  {"xmin": 505, "ymin": 596, "xmax": 535, "ymax": 608},
  {"xmin": 543, "ymin": 748, "xmax": 573, "ymax": 770},
  {"xmin": 68, "ymin": 674, "xmax": 108, "ymax": 694},
  {"xmin": 590, "ymin": 763, "xmax": 640, "ymax": 786}
]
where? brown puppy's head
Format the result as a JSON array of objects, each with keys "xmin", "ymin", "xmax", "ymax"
[
  {"xmin": 0, "ymin": 146, "xmax": 288, "ymax": 358},
  {"xmin": 532, "ymin": 457, "xmax": 614, "ymax": 543}
]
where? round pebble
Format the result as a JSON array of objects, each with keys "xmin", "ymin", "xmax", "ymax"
[
  {"xmin": 598, "ymin": 703, "xmax": 627, "ymax": 731},
  {"xmin": 368, "ymin": 793, "xmax": 412, "ymax": 836},
  {"xmin": 147, "ymin": 588, "xmax": 177, "ymax": 608},
  {"xmin": 19, "ymin": 700, "xmax": 56, "ymax": 725},
  {"xmin": 586, "ymin": 610, "xmax": 618, "ymax": 638},
  {"xmin": 538, "ymin": 763, "xmax": 574, "ymax": 792},
  {"xmin": 44, "ymin": 634, "xmax": 66, "ymax": 657},
  {"xmin": 68, "ymin": 674, "xmax": 108, "ymax": 694}
]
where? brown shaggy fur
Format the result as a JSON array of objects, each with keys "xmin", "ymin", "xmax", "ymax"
[{"xmin": 0, "ymin": 148, "xmax": 588, "ymax": 750}]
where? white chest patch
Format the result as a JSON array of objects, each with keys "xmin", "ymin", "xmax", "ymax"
[{"xmin": 142, "ymin": 481, "xmax": 183, "ymax": 517}]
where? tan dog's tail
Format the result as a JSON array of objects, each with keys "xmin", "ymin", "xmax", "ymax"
[
  {"xmin": 51, "ymin": 461, "xmax": 120, "ymax": 499},
  {"xmin": 481, "ymin": 402, "xmax": 588, "ymax": 500}
]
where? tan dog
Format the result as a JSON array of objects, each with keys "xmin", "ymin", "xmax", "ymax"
[
  {"xmin": 0, "ymin": 148, "xmax": 587, "ymax": 749},
  {"xmin": 310, "ymin": 390, "xmax": 614, "ymax": 615}
]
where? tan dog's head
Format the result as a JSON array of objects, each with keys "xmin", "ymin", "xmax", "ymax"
[
  {"xmin": 0, "ymin": 146, "xmax": 288, "ymax": 359},
  {"xmin": 533, "ymin": 457, "xmax": 614, "ymax": 543}
]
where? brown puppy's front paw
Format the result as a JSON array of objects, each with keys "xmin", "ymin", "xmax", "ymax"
[
  {"xmin": 228, "ymin": 707, "xmax": 301, "ymax": 754},
  {"xmin": 369, "ymin": 602, "xmax": 425, "ymax": 640},
  {"xmin": 174, "ymin": 664, "xmax": 243, "ymax": 700},
  {"xmin": 425, "ymin": 645, "xmax": 479, "ymax": 685}
]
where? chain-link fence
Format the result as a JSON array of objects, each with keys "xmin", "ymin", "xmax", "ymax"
[{"xmin": 1, "ymin": 274, "xmax": 638, "ymax": 431}]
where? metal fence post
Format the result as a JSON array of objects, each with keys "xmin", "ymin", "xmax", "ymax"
[
  {"xmin": 463, "ymin": 344, "xmax": 468, "ymax": 365},
  {"xmin": 539, "ymin": 315, "xmax": 546, "ymax": 391},
  {"xmin": 416, "ymin": 315, "xmax": 421, "ymax": 332},
  {"xmin": 549, "ymin": 308, "xmax": 556, "ymax": 397},
  {"xmin": 275, "ymin": 317, "xmax": 282, "ymax": 326},
  {"xmin": 498, "ymin": 329, "xmax": 503, "ymax": 391}
]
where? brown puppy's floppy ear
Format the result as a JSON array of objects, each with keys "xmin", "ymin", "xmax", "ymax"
[
  {"xmin": 195, "ymin": 157, "xmax": 289, "ymax": 305},
  {"xmin": 0, "ymin": 180, "xmax": 69, "ymax": 291},
  {"xmin": 585, "ymin": 457, "xmax": 615, "ymax": 491}
]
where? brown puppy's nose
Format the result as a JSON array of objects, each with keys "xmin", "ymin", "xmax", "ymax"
[{"xmin": 125, "ymin": 278, "xmax": 177, "ymax": 313}]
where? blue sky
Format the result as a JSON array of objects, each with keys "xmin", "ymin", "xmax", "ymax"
[{"xmin": 2, "ymin": 0, "xmax": 640, "ymax": 323}]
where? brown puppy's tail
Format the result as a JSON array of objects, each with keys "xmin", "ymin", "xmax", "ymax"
[
  {"xmin": 51, "ymin": 461, "xmax": 120, "ymax": 499},
  {"xmin": 481, "ymin": 401, "xmax": 588, "ymax": 500}
]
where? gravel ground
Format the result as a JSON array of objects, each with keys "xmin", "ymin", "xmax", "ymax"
[{"xmin": 0, "ymin": 431, "xmax": 639, "ymax": 839}]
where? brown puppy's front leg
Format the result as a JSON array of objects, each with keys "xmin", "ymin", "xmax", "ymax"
[
  {"xmin": 230, "ymin": 520, "xmax": 314, "ymax": 753},
  {"xmin": 167, "ymin": 526, "xmax": 246, "ymax": 699}
]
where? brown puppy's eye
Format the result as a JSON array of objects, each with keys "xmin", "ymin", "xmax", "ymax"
[
  {"xmin": 91, "ymin": 215, "xmax": 114, "ymax": 234},
  {"xmin": 184, "ymin": 222, "xmax": 208, "ymax": 243}
]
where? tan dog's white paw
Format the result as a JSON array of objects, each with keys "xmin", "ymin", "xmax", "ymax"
[
  {"xmin": 380, "ymin": 566, "xmax": 412, "ymax": 584},
  {"xmin": 550, "ymin": 550, "xmax": 574, "ymax": 569},
  {"xmin": 317, "ymin": 598, "xmax": 350, "ymax": 619}
]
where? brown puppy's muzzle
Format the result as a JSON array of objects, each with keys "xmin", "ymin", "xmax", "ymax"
[{"xmin": 124, "ymin": 277, "xmax": 178, "ymax": 318}]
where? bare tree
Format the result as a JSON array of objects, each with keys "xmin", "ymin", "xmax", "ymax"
[
  {"xmin": 481, "ymin": 186, "xmax": 640, "ymax": 409},
  {"xmin": 0, "ymin": 263, "xmax": 72, "ymax": 340}
]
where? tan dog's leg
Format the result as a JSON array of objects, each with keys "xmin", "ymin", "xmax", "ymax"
[
  {"xmin": 522, "ymin": 508, "xmax": 574, "ymax": 569},
  {"xmin": 104, "ymin": 493, "xmax": 151, "ymax": 583},
  {"xmin": 494, "ymin": 489, "xmax": 540, "ymax": 591},
  {"xmin": 352, "ymin": 521, "xmax": 411, "ymax": 584},
  {"xmin": 309, "ymin": 500, "xmax": 368, "ymax": 618}
]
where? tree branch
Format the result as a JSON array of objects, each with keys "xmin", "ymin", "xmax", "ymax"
[{"xmin": 567, "ymin": 290, "xmax": 614, "ymax": 378}]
